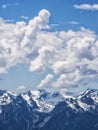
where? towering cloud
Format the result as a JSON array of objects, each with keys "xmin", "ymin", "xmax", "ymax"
[{"xmin": 0, "ymin": 9, "xmax": 98, "ymax": 89}]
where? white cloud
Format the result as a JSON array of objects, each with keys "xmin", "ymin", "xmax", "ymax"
[
  {"xmin": 21, "ymin": 16, "xmax": 29, "ymax": 20},
  {"xmin": 38, "ymin": 74, "xmax": 54, "ymax": 88},
  {"xmin": 0, "ymin": 9, "xmax": 50, "ymax": 73},
  {"xmin": 74, "ymin": 4, "xmax": 98, "ymax": 11},
  {"xmin": 1, "ymin": 3, "xmax": 18, "ymax": 9},
  {"xmin": 17, "ymin": 85, "xmax": 26, "ymax": 90},
  {"xmin": 29, "ymin": 45, "xmax": 56, "ymax": 72},
  {"xmin": 70, "ymin": 21, "xmax": 79, "ymax": 25},
  {"xmin": 50, "ymin": 23, "xmax": 59, "ymax": 29},
  {"xmin": 1, "ymin": 9, "xmax": 98, "ymax": 89},
  {"xmin": 0, "ymin": 17, "xmax": 14, "ymax": 23},
  {"xmin": 16, "ymin": 85, "xmax": 26, "ymax": 93},
  {"xmin": 52, "ymin": 70, "xmax": 89, "ymax": 88}
]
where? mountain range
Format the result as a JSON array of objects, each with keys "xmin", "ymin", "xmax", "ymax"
[{"xmin": 0, "ymin": 88, "xmax": 98, "ymax": 130}]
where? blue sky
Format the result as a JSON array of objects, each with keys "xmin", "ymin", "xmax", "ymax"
[{"xmin": 0, "ymin": 0, "xmax": 98, "ymax": 93}]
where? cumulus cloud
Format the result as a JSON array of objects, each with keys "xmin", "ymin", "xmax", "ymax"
[
  {"xmin": 38, "ymin": 74, "xmax": 54, "ymax": 88},
  {"xmin": 0, "ymin": 9, "xmax": 98, "ymax": 89},
  {"xmin": 0, "ymin": 9, "xmax": 50, "ymax": 73},
  {"xmin": 74, "ymin": 4, "xmax": 98, "ymax": 11}
]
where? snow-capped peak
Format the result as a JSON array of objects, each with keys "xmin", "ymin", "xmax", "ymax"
[
  {"xmin": 21, "ymin": 89, "xmax": 66, "ymax": 112},
  {"xmin": 0, "ymin": 90, "xmax": 16, "ymax": 105},
  {"xmin": 1, "ymin": 88, "xmax": 98, "ymax": 113},
  {"xmin": 78, "ymin": 88, "xmax": 98, "ymax": 98}
]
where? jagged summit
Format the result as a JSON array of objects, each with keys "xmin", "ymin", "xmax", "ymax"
[{"xmin": 0, "ymin": 88, "xmax": 98, "ymax": 130}]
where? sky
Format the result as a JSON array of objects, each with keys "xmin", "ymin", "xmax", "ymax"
[{"xmin": 0, "ymin": 0, "xmax": 98, "ymax": 93}]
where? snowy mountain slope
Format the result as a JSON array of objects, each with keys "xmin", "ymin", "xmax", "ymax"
[
  {"xmin": 0, "ymin": 88, "xmax": 98, "ymax": 130},
  {"xmin": 21, "ymin": 89, "xmax": 66, "ymax": 112}
]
